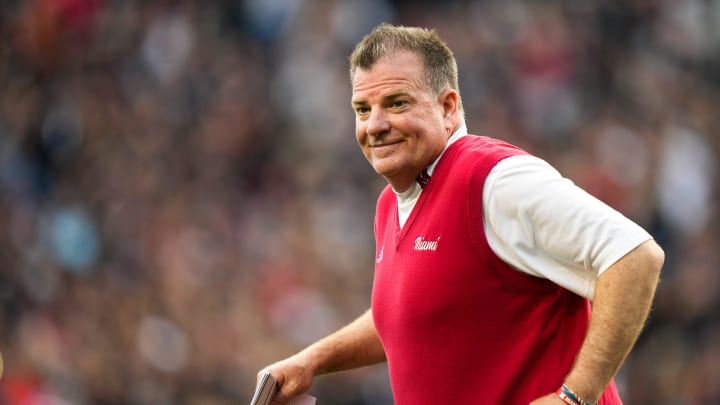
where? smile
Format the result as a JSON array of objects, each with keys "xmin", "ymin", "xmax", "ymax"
[{"xmin": 370, "ymin": 140, "xmax": 402, "ymax": 148}]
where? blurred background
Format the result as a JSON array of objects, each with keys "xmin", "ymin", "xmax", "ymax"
[{"xmin": 0, "ymin": 0, "xmax": 718, "ymax": 404}]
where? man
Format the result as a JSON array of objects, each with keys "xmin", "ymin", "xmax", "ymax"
[{"xmin": 257, "ymin": 24, "xmax": 664, "ymax": 404}]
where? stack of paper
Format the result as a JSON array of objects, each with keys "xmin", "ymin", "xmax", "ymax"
[{"xmin": 250, "ymin": 371, "xmax": 317, "ymax": 405}]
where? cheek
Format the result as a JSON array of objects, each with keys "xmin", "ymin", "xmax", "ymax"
[{"xmin": 355, "ymin": 122, "xmax": 367, "ymax": 145}]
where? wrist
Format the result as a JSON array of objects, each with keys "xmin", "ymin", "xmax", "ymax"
[
  {"xmin": 562, "ymin": 374, "xmax": 602, "ymax": 403},
  {"xmin": 292, "ymin": 349, "xmax": 321, "ymax": 377},
  {"xmin": 555, "ymin": 384, "xmax": 597, "ymax": 405}
]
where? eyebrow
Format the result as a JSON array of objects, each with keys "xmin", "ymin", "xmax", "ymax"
[
  {"xmin": 351, "ymin": 92, "xmax": 411, "ymax": 106},
  {"xmin": 384, "ymin": 92, "xmax": 411, "ymax": 100}
]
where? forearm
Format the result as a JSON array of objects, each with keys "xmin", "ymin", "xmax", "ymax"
[
  {"xmin": 298, "ymin": 308, "xmax": 386, "ymax": 376},
  {"xmin": 564, "ymin": 240, "xmax": 664, "ymax": 402}
]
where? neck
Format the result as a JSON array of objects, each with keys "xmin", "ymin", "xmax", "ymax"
[
  {"xmin": 388, "ymin": 177, "xmax": 416, "ymax": 193},
  {"xmin": 387, "ymin": 160, "xmax": 434, "ymax": 192}
]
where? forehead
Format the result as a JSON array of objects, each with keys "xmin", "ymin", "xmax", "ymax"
[{"xmin": 352, "ymin": 51, "xmax": 427, "ymax": 100}]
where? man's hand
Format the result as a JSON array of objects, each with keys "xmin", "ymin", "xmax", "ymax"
[
  {"xmin": 257, "ymin": 354, "xmax": 314, "ymax": 405},
  {"xmin": 254, "ymin": 309, "xmax": 385, "ymax": 404},
  {"xmin": 529, "ymin": 392, "xmax": 565, "ymax": 405}
]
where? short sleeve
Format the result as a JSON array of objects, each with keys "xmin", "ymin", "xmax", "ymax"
[{"xmin": 482, "ymin": 155, "xmax": 652, "ymax": 299}]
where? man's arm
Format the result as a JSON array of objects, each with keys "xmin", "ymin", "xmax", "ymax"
[
  {"xmin": 260, "ymin": 308, "xmax": 386, "ymax": 405},
  {"xmin": 531, "ymin": 239, "xmax": 664, "ymax": 404}
]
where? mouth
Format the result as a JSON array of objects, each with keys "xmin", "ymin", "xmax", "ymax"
[
  {"xmin": 370, "ymin": 139, "xmax": 402, "ymax": 148},
  {"xmin": 368, "ymin": 141, "xmax": 402, "ymax": 159}
]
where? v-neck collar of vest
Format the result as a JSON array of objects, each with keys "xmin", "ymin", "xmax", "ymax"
[{"xmin": 393, "ymin": 136, "xmax": 472, "ymax": 247}]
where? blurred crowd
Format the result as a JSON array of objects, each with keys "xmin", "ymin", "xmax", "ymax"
[{"xmin": 0, "ymin": 0, "xmax": 718, "ymax": 404}]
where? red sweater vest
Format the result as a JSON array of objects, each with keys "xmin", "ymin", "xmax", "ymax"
[{"xmin": 371, "ymin": 135, "xmax": 622, "ymax": 404}]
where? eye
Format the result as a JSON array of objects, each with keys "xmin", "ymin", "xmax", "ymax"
[
  {"xmin": 392, "ymin": 100, "xmax": 407, "ymax": 108},
  {"xmin": 355, "ymin": 106, "xmax": 370, "ymax": 116}
]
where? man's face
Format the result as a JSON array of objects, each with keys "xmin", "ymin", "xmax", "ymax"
[{"xmin": 352, "ymin": 51, "xmax": 456, "ymax": 192}]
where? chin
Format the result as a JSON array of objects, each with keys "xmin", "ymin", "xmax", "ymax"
[
  {"xmin": 370, "ymin": 156, "xmax": 404, "ymax": 172},
  {"xmin": 371, "ymin": 161, "xmax": 396, "ymax": 175}
]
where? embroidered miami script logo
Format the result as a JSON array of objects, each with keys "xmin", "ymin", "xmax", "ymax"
[{"xmin": 414, "ymin": 236, "xmax": 440, "ymax": 251}]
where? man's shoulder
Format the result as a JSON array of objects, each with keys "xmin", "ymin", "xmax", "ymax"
[
  {"xmin": 451, "ymin": 134, "xmax": 530, "ymax": 164},
  {"xmin": 460, "ymin": 134, "xmax": 527, "ymax": 153}
]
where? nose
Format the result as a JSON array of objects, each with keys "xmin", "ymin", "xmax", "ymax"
[{"xmin": 365, "ymin": 108, "xmax": 391, "ymax": 137}]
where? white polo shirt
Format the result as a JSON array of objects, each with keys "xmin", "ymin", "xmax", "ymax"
[{"xmin": 395, "ymin": 126, "xmax": 652, "ymax": 300}]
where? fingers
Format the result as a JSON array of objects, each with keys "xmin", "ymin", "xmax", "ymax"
[
  {"xmin": 253, "ymin": 368, "xmax": 281, "ymax": 404},
  {"xmin": 256, "ymin": 368, "xmax": 284, "ymax": 386},
  {"xmin": 273, "ymin": 372, "xmax": 304, "ymax": 402},
  {"xmin": 255, "ymin": 356, "xmax": 314, "ymax": 404},
  {"xmin": 255, "ymin": 366, "xmax": 299, "ymax": 405},
  {"xmin": 269, "ymin": 393, "xmax": 291, "ymax": 405}
]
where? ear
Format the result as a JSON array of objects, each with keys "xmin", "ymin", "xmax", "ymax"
[{"xmin": 438, "ymin": 89, "xmax": 459, "ymax": 131}]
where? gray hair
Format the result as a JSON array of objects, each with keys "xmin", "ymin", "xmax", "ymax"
[{"xmin": 349, "ymin": 23, "xmax": 462, "ymax": 111}]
